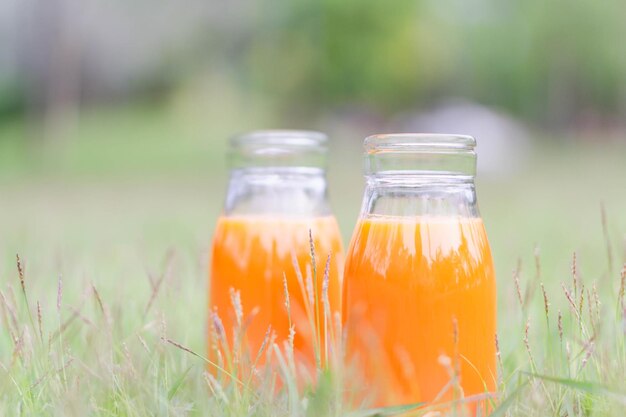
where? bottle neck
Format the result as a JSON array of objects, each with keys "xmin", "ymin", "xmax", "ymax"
[
  {"xmin": 361, "ymin": 134, "xmax": 479, "ymax": 218},
  {"xmin": 361, "ymin": 173, "xmax": 478, "ymax": 218},
  {"xmin": 224, "ymin": 167, "xmax": 331, "ymax": 217}
]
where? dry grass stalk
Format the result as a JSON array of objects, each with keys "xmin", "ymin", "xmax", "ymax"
[
  {"xmin": 291, "ymin": 251, "xmax": 312, "ymax": 325},
  {"xmin": 36, "ymin": 300, "xmax": 43, "ymax": 343},
  {"xmin": 208, "ymin": 307, "xmax": 220, "ymax": 354},
  {"xmin": 15, "ymin": 254, "xmax": 38, "ymax": 338},
  {"xmin": 16, "ymin": 254, "xmax": 25, "ymax": 295},
  {"xmin": 591, "ymin": 282, "xmax": 601, "ymax": 323},
  {"xmin": 251, "ymin": 326, "xmax": 273, "ymax": 373},
  {"xmin": 495, "ymin": 333, "xmax": 503, "ymax": 375},
  {"xmin": 579, "ymin": 339, "xmax": 595, "ymax": 372},
  {"xmin": 541, "ymin": 282, "xmax": 550, "ymax": 329},
  {"xmin": 205, "ymin": 371, "xmax": 229, "ymax": 405},
  {"xmin": 283, "ymin": 273, "xmax": 291, "ymax": 316},
  {"xmin": 229, "ymin": 287, "xmax": 243, "ymax": 328},
  {"xmin": 144, "ymin": 251, "xmax": 174, "ymax": 318},
  {"xmin": 523, "ymin": 318, "xmax": 536, "ymax": 370},
  {"xmin": 11, "ymin": 331, "xmax": 24, "ymax": 366},
  {"xmin": 586, "ymin": 288, "xmax": 596, "ymax": 335},
  {"xmin": 160, "ymin": 312, "xmax": 167, "ymax": 344},
  {"xmin": 562, "ymin": 282, "xmax": 581, "ymax": 323},
  {"xmin": 523, "ymin": 246, "xmax": 541, "ymax": 306},
  {"xmin": 305, "ymin": 269, "xmax": 315, "ymax": 311},
  {"xmin": 450, "ymin": 316, "xmax": 463, "ymax": 407},
  {"xmin": 572, "ymin": 252, "xmax": 579, "ymax": 300},
  {"xmin": 322, "ymin": 253, "xmax": 332, "ymax": 365},
  {"xmin": 210, "ymin": 308, "xmax": 234, "ymax": 370},
  {"xmin": 57, "ymin": 275, "xmax": 63, "ymax": 313},
  {"xmin": 601, "ymin": 203, "xmax": 613, "ymax": 274},
  {"xmin": 122, "ymin": 342, "xmax": 137, "ymax": 378},
  {"xmin": 165, "ymin": 337, "xmax": 198, "ymax": 357},
  {"xmin": 50, "ymin": 301, "xmax": 85, "ymax": 342},
  {"xmin": 70, "ymin": 306, "xmax": 94, "ymax": 327},
  {"xmin": 308, "ymin": 228, "xmax": 323, "ymax": 370},
  {"xmin": 308, "ymin": 229, "xmax": 317, "ymax": 277},
  {"xmin": 137, "ymin": 334, "xmax": 150, "ymax": 354},
  {"xmin": 0, "ymin": 290, "xmax": 19, "ymax": 341},
  {"xmin": 211, "ymin": 308, "xmax": 225, "ymax": 342},
  {"xmin": 513, "ymin": 259, "xmax": 523, "ymax": 308},
  {"xmin": 282, "ymin": 273, "xmax": 296, "ymax": 375},
  {"xmin": 578, "ymin": 283, "xmax": 585, "ymax": 330}
]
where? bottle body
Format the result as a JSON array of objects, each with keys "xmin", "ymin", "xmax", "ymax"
[
  {"xmin": 209, "ymin": 131, "xmax": 344, "ymax": 370},
  {"xmin": 343, "ymin": 134, "xmax": 497, "ymax": 413}
]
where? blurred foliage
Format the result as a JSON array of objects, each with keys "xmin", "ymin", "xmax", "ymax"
[
  {"xmin": 1, "ymin": 0, "xmax": 626, "ymax": 131},
  {"xmin": 219, "ymin": 0, "xmax": 626, "ymax": 126}
]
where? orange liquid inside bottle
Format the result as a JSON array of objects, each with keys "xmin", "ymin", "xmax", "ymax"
[
  {"xmin": 343, "ymin": 215, "xmax": 496, "ymax": 413},
  {"xmin": 210, "ymin": 215, "xmax": 344, "ymax": 370}
]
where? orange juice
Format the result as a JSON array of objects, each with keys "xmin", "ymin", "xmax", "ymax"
[
  {"xmin": 343, "ymin": 215, "xmax": 496, "ymax": 411},
  {"xmin": 210, "ymin": 215, "xmax": 344, "ymax": 369}
]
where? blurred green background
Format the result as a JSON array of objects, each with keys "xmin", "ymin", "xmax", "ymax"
[{"xmin": 0, "ymin": 0, "xmax": 625, "ymax": 311}]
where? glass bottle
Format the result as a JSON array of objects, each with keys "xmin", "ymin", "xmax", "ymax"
[
  {"xmin": 209, "ymin": 130, "xmax": 344, "ymax": 371},
  {"xmin": 343, "ymin": 134, "xmax": 497, "ymax": 413}
]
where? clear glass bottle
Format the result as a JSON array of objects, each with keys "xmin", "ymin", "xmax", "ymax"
[
  {"xmin": 343, "ymin": 134, "xmax": 497, "ymax": 413},
  {"xmin": 209, "ymin": 130, "xmax": 344, "ymax": 370}
]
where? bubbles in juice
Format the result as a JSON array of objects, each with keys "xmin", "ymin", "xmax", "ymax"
[
  {"xmin": 343, "ymin": 215, "xmax": 496, "ymax": 411},
  {"xmin": 209, "ymin": 215, "xmax": 344, "ymax": 369}
]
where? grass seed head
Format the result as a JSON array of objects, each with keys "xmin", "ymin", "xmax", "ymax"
[
  {"xmin": 541, "ymin": 282, "xmax": 550, "ymax": 319},
  {"xmin": 16, "ymin": 254, "xmax": 25, "ymax": 294},
  {"xmin": 36, "ymin": 300, "xmax": 43, "ymax": 342},
  {"xmin": 57, "ymin": 275, "xmax": 63, "ymax": 313},
  {"xmin": 211, "ymin": 308, "xmax": 226, "ymax": 344},
  {"xmin": 308, "ymin": 229, "xmax": 316, "ymax": 271},
  {"xmin": 282, "ymin": 273, "xmax": 290, "ymax": 313},
  {"xmin": 562, "ymin": 282, "xmax": 580, "ymax": 321},
  {"xmin": 513, "ymin": 259, "xmax": 523, "ymax": 307},
  {"xmin": 572, "ymin": 252, "xmax": 579, "ymax": 298},
  {"xmin": 229, "ymin": 287, "xmax": 243, "ymax": 327}
]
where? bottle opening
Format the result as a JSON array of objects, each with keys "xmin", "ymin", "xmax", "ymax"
[
  {"xmin": 364, "ymin": 133, "xmax": 477, "ymax": 180},
  {"xmin": 365, "ymin": 133, "xmax": 475, "ymax": 153},
  {"xmin": 232, "ymin": 130, "xmax": 328, "ymax": 148},
  {"xmin": 230, "ymin": 130, "xmax": 328, "ymax": 170}
]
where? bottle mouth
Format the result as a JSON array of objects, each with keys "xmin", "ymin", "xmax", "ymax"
[
  {"xmin": 229, "ymin": 130, "xmax": 328, "ymax": 169},
  {"xmin": 364, "ymin": 133, "xmax": 477, "ymax": 179},
  {"xmin": 231, "ymin": 130, "xmax": 328, "ymax": 149},
  {"xmin": 364, "ymin": 133, "xmax": 476, "ymax": 153}
]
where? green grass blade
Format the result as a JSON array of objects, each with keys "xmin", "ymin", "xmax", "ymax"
[
  {"xmin": 167, "ymin": 366, "xmax": 193, "ymax": 400},
  {"xmin": 345, "ymin": 402, "xmax": 425, "ymax": 417},
  {"xmin": 489, "ymin": 381, "xmax": 527, "ymax": 417},
  {"xmin": 525, "ymin": 372, "xmax": 626, "ymax": 405}
]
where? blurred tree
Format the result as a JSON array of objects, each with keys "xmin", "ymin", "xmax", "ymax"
[
  {"xmin": 1, "ymin": 0, "xmax": 626, "ymax": 133},
  {"xmin": 236, "ymin": 0, "xmax": 429, "ymax": 116},
  {"xmin": 448, "ymin": 0, "xmax": 626, "ymax": 128},
  {"xmin": 229, "ymin": 0, "xmax": 626, "ymax": 129}
]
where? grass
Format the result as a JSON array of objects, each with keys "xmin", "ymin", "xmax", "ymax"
[
  {"xmin": 1, "ymin": 219, "xmax": 625, "ymax": 416},
  {"xmin": 1, "ymin": 106, "xmax": 626, "ymax": 415}
]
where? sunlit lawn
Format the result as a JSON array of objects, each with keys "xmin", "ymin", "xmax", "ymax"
[{"xmin": 1, "ymin": 106, "xmax": 625, "ymax": 415}]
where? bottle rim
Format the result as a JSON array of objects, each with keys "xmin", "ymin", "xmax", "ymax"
[
  {"xmin": 364, "ymin": 133, "xmax": 476, "ymax": 153},
  {"xmin": 231, "ymin": 130, "xmax": 328, "ymax": 149}
]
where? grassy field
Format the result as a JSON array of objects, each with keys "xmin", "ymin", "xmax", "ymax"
[{"xmin": 0, "ymin": 107, "xmax": 625, "ymax": 415}]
